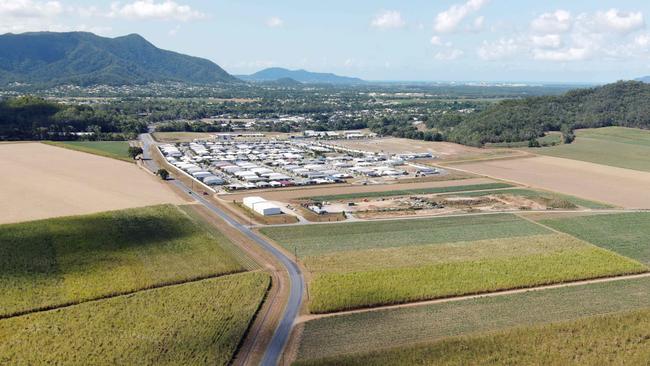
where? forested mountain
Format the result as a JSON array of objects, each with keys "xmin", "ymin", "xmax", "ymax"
[
  {"xmin": 636, "ymin": 76, "xmax": 650, "ymax": 83},
  {"xmin": 238, "ymin": 67, "xmax": 365, "ymax": 84},
  {"xmin": 0, "ymin": 32, "xmax": 238, "ymax": 86},
  {"xmin": 421, "ymin": 81, "xmax": 650, "ymax": 146}
]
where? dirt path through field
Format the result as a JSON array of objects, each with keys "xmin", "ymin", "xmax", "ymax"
[
  {"xmin": 452, "ymin": 156, "xmax": 650, "ymax": 209},
  {"xmin": 0, "ymin": 142, "xmax": 182, "ymax": 224},
  {"xmin": 298, "ymin": 272, "xmax": 650, "ymax": 323}
]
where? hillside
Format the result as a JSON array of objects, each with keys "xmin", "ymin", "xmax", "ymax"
[
  {"xmin": 239, "ymin": 67, "xmax": 365, "ymax": 84},
  {"xmin": 636, "ymin": 76, "xmax": 650, "ymax": 83},
  {"xmin": 422, "ymin": 81, "xmax": 650, "ymax": 146},
  {"xmin": 0, "ymin": 32, "xmax": 238, "ymax": 86}
]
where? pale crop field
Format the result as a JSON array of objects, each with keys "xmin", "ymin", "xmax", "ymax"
[
  {"xmin": 261, "ymin": 213, "xmax": 549, "ymax": 256},
  {"xmin": 295, "ymin": 308, "xmax": 650, "ymax": 366},
  {"xmin": 297, "ymin": 276, "xmax": 650, "ymax": 361},
  {"xmin": 0, "ymin": 204, "xmax": 244, "ymax": 317},
  {"xmin": 0, "ymin": 273, "xmax": 269, "ymax": 366}
]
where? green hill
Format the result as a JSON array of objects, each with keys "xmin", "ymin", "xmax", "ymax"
[{"xmin": 0, "ymin": 32, "xmax": 238, "ymax": 86}]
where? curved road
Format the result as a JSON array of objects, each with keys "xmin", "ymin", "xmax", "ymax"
[{"xmin": 140, "ymin": 134, "xmax": 304, "ymax": 366}]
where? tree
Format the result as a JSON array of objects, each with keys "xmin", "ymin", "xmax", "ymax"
[
  {"xmin": 561, "ymin": 124, "xmax": 576, "ymax": 144},
  {"xmin": 528, "ymin": 138, "xmax": 541, "ymax": 148},
  {"xmin": 128, "ymin": 146, "xmax": 143, "ymax": 160},
  {"xmin": 157, "ymin": 169, "xmax": 169, "ymax": 180}
]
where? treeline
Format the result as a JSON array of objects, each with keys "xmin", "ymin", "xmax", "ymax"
[
  {"xmin": 423, "ymin": 81, "xmax": 650, "ymax": 146},
  {"xmin": 0, "ymin": 96, "xmax": 146, "ymax": 140}
]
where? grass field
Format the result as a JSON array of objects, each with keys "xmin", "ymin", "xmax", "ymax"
[
  {"xmin": 541, "ymin": 212, "xmax": 650, "ymax": 264},
  {"xmin": 0, "ymin": 204, "xmax": 244, "ymax": 317},
  {"xmin": 531, "ymin": 127, "xmax": 650, "ymax": 172},
  {"xmin": 296, "ymin": 307, "xmax": 650, "ymax": 365},
  {"xmin": 0, "ymin": 273, "xmax": 269, "ymax": 366},
  {"xmin": 305, "ymin": 183, "xmax": 513, "ymax": 202},
  {"xmin": 307, "ymin": 238, "xmax": 644, "ymax": 313},
  {"xmin": 44, "ymin": 141, "xmax": 132, "ymax": 162},
  {"xmin": 296, "ymin": 276, "xmax": 650, "ymax": 361},
  {"xmin": 447, "ymin": 188, "xmax": 614, "ymax": 209},
  {"xmin": 261, "ymin": 213, "xmax": 549, "ymax": 256}
]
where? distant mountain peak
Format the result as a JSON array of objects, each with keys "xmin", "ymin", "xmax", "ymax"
[
  {"xmin": 239, "ymin": 67, "xmax": 365, "ymax": 84},
  {"xmin": 0, "ymin": 31, "xmax": 238, "ymax": 86}
]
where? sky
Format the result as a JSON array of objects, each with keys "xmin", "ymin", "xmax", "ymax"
[{"xmin": 3, "ymin": 0, "xmax": 650, "ymax": 82}]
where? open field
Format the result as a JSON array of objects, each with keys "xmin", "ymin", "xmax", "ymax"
[
  {"xmin": 44, "ymin": 141, "xmax": 131, "ymax": 162},
  {"xmin": 152, "ymin": 131, "xmax": 219, "ymax": 143},
  {"xmin": 541, "ymin": 212, "xmax": 650, "ymax": 264},
  {"xmin": 0, "ymin": 273, "xmax": 269, "ymax": 366},
  {"xmin": 304, "ymin": 182, "xmax": 513, "ymax": 202},
  {"xmin": 295, "ymin": 275, "xmax": 650, "ymax": 361},
  {"xmin": 327, "ymin": 137, "xmax": 518, "ymax": 161},
  {"xmin": 453, "ymin": 155, "xmax": 650, "ymax": 208},
  {"xmin": 296, "ymin": 307, "xmax": 650, "ymax": 365},
  {"xmin": 448, "ymin": 188, "xmax": 614, "ymax": 209},
  {"xmin": 262, "ymin": 214, "xmax": 645, "ymax": 313},
  {"xmin": 307, "ymin": 237, "xmax": 644, "ymax": 313},
  {"xmin": 0, "ymin": 142, "xmax": 182, "ymax": 224},
  {"xmin": 530, "ymin": 127, "xmax": 650, "ymax": 172},
  {"xmin": 0, "ymin": 204, "xmax": 244, "ymax": 317},
  {"xmin": 220, "ymin": 175, "xmax": 487, "ymax": 203},
  {"xmin": 260, "ymin": 213, "xmax": 549, "ymax": 256}
]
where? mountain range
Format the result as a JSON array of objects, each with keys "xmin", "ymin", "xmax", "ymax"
[
  {"xmin": 0, "ymin": 32, "xmax": 238, "ymax": 86},
  {"xmin": 237, "ymin": 67, "xmax": 365, "ymax": 84}
]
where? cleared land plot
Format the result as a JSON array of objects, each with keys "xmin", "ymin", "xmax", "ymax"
[
  {"xmin": 0, "ymin": 205, "xmax": 244, "ymax": 317},
  {"xmin": 448, "ymin": 188, "xmax": 613, "ymax": 209},
  {"xmin": 44, "ymin": 141, "xmax": 131, "ymax": 162},
  {"xmin": 454, "ymin": 155, "xmax": 650, "ymax": 208},
  {"xmin": 260, "ymin": 213, "xmax": 550, "ymax": 257},
  {"xmin": 221, "ymin": 176, "xmax": 490, "ymax": 203},
  {"xmin": 541, "ymin": 212, "xmax": 650, "ymax": 264},
  {"xmin": 152, "ymin": 131, "xmax": 218, "ymax": 143},
  {"xmin": 296, "ymin": 307, "xmax": 650, "ymax": 366},
  {"xmin": 305, "ymin": 182, "xmax": 513, "ymax": 202},
  {"xmin": 0, "ymin": 273, "xmax": 269, "ymax": 366},
  {"xmin": 328, "ymin": 137, "xmax": 517, "ymax": 161},
  {"xmin": 531, "ymin": 127, "xmax": 650, "ymax": 172},
  {"xmin": 306, "ymin": 235, "xmax": 644, "ymax": 313},
  {"xmin": 296, "ymin": 276, "xmax": 650, "ymax": 361},
  {"xmin": 0, "ymin": 142, "xmax": 182, "ymax": 224}
]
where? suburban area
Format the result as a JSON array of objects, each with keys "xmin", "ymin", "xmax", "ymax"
[{"xmin": 2, "ymin": 1, "xmax": 650, "ymax": 365}]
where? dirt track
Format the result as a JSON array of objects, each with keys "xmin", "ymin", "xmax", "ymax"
[
  {"xmin": 0, "ymin": 143, "xmax": 182, "ymax": 224},
  {"xmin": 454, "ymin": 156, "xmax": 650, "ymax": 209}
]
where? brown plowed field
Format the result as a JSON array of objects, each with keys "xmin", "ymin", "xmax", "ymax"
[
  {"xmin": 454, "ymin": 156, "xmax": 650, "ymax": 209},
  {"xmin": 0, "ymin": 143, "xmax": 182, "ymax": 224}
]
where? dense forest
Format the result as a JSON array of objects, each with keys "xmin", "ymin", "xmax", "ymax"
[
  {"xmin": 0, "ymin": 97, "xmax": 146, "ymax": 140},
  {"xmin": 420, "ymin": 81, "xmax": 650, "ymax": 146}
]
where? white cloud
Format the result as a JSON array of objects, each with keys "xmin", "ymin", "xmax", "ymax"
[
  {"xmin": 531, "ymin": 34, "xmax": 562, "ymax": 49},
  {"xmin": 594, "ymin": 9, "xmax": 644, "ymax": 34},
  {"xmin": 109, "ymin": 0, "xmax": 205, "ymax": 21},
  {"xmin": 530, "ymin": 10, "xmax": 572, "ymax": 34},
  {"xmin": 532, "ymin": 47, "xmax": 590, "ymax": 61},
  {"xmin": 434, "ymin": 0, "xmax": 488, "ymax": 33},
  {"xmin": 371, "ymin": 10, "xmax": 405, "ymax": 29},
  {"xmin": 168, "ymin": 24, "xmax": 180, "ymax": 36},
  {"xmin": 635, "ymin": 34, "xmax": 650, "ymax": 48},
  {"xmin": 471, "ymin": 16, "xmax": 485, "ymax": 31},
  {"xmin": 434, "ymin": 48, "xmax": 464, "ymax": 61},
  {"xmin": 477, "ymin": 38, "xmax": 519, "ymax": 60},
  {"xmin": 430, "ymin": 36, "xmax": 442, "ymax": 46},
  {"xmin": 0, "ymin": 0, "xmax": 62, "ymax": 18},
  {"xmin": 266, "ymin": 16, "xmax": 284, "ymax": 28}
]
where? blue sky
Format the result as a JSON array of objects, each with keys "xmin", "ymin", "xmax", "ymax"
[{"xmin": 3, "ymin": 0, "xmax": 650, "ymax": 82}]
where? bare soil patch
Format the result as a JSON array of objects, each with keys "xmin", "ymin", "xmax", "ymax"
[
  {"xmin": 454, "ymin": 156, "xmax": 650, "ymax": 209},
  {"xmin": 0, "ymin": 143, "xmax": 182, "ymax": 224},
  {"xmin": 221, "ymin": 177, "xmax": 497, "ymax": 202}
]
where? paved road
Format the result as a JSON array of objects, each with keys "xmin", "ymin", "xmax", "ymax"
[{"xmin": 140, "ymin": 134, "xmax": 304, "ymax": 366}]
